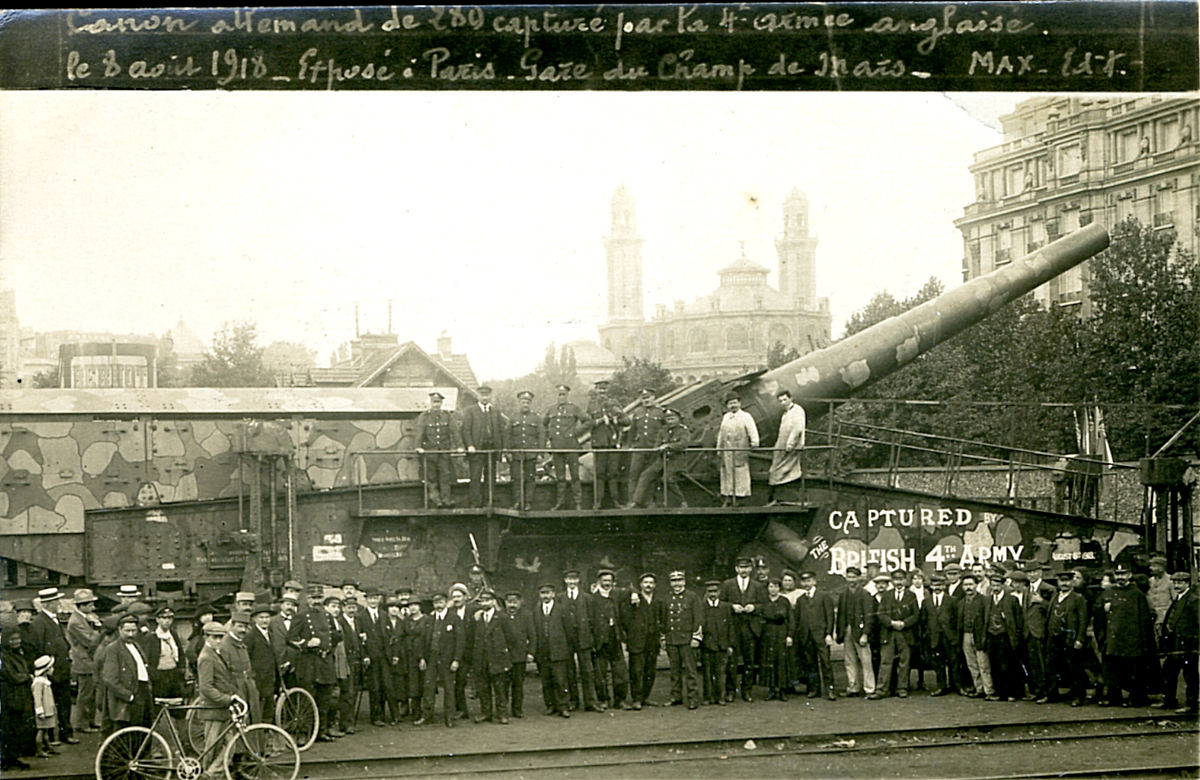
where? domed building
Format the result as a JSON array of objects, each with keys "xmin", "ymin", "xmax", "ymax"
[{"xmin": 597, "ymin": 187, "xmax": 832, "ymax": 383}]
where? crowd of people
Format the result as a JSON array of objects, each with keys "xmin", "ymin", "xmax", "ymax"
[
  {"xmin": 0, "ymin": 553, "xmax": 1195, "ymax": 771},
  {"xmin": 413, "ymin": 382, "xmax": 809, "ymax": 511}
]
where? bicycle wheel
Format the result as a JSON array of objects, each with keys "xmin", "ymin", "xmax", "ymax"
[
  {"xmin": 183, "ymin": 703, "xmax": 207, "ymax": 755},
  {"xmin": 274, "ymin": 686, "xmax": 318, "ymax": 752},
  {"xmin": 223, "ymin": 723, "xmax": 300, "ymax": 780},
  {"xmin": 94, "ymin": 726, "xmax": 174, "ymax": 780}
]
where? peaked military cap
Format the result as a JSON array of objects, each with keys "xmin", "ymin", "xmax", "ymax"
[
  {"xmin": 429, "ymin": 391, "xmax": 445, "ymax": 400},
  {"xmin": 517, "ymin": 390, "xmax": 534, "ymax": 400},
  {"xmin": 556, "ymin": 384, "xmax": 571, "ymax": 393}
]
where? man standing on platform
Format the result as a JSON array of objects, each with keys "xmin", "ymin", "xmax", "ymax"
[
  {"xmin": 590, "ymin": 569, "xmax": 631, "ymax": 710},
  {"xmin": 590, "ymin": 400, "xmax": 629, "ymax": 509},
  {"xmin": 626, "ymin": 408, "xmax": 691, "ymax": 509},
  {"xmin": 448, "ymin": 584, "xmax": 475, "ymax": 720},
  {"xmin": 104, "ymin": 614, "xmax": 154, "ymax": 730},
  {"xmin": 532, "ymin": 583, "xmax": 572, "ymax": 718},
  {"xmin": 664, "ymin": 570, "xmax": 703, "ymax": 709},
  {"xmin": 544, "ymin": 385, "xmax": 590, "ymax": 510},
  {"xmin": 625, "ymin": 389, "xmax": 664, "ymax": 502},
  {"xmin": 985, "ymin": 571, "xmax": 1025, "ymax": 701},
  {"xmin": 836, "ymin": 567, "xmax": 876, "ymax": 699},
  {"xmin": 716, "ymin": 394, "xmax": 759, "ymax": 507},
  {"xmin": 870, "ymin": 570, "xmax": 919, "ymax": 699},
  {"xmin": 621, "ymin": 573, "xmax": 662, "ymax": 710},
  {"xmin": 958, "ymin": 573, "xmax": 996, "ymax": 701},
  {"xmin": 767, "ymin": 389, "xmax": 806, "ymax": 506},
  {"xmin": 561, "ymin": 569, "xmax": 602, "ymax": 711},
  {"xmin": 460, "ymin": 385, "xmax": 506, "ymax": 508},
  {"xmin": 142, "ymin": 607, "xmax": 186, "ymax": 701},
  {"xmin": 720, "ymin": 556, "xmax": 766, "ymax": 702},
  {"xmin": 414, "ymin": 391, "xmax": 463, "ymax": 508},
  {"xmin": 507, "ymin": 390, "xmax": 543, "ymax": 510}
]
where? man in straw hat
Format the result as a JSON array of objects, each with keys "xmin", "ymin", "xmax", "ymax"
[
  {"xmin": 27, "ymin": 587, "xmax": 78, "ymax": 743},
  {"xmin": 67, "ymin": 588, "xmax": 103, "ymax": 733}
]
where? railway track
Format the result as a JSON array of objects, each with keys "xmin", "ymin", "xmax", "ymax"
[{"xmin": 294, "ymin": 714, "xmax": 1198, "ymax": 779}]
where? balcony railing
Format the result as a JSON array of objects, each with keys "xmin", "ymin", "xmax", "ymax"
[{"xmin": 1153, "ymin": 211, "xmax": 1175, "ymax": 228}]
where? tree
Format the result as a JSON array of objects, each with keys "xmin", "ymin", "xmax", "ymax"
[
  {"xmin": 188, "ymin": 321, "xmax": 274, "ymax": 387},
  {"xmin": 262, "ymin": 341, "xmax": 317, "ymax": 377},
  {"xmin": 606, "ymin": 357, "xmax": 679, "ymax": 407},
  {"xmin": 155, "ymin": 336, "xmax": 181, "ymax": 388},
  {"xmin": 766, "ymin": 341, "xmax": 801, "ymax": 369}
]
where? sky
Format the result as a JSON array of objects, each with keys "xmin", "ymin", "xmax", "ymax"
[{"xmin": 0, "ymin": 89, "xmax": 1029, "ymax": 380}]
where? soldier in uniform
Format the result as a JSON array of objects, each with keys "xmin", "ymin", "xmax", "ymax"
[
  {"xmin": 664, "ymin": 570, "xmax": 703, "ymax": 709},
  {"xmin": 506, "ymin": 390, "xmax": 543, "ymax": 510},
  {"xmin": 591, "ymin": 401, "xmax": 629, "ymax": 509},
  {"xmin": 287, "ymin": 589, "xmax": 340, "ymax": 742},
  {"xmin": 544, "ymin": 385, "xmax": 590, "ymax": 510},
  {"xmin": 625, "ymin": 389, "xmax": 664, "ymax": 502},
  {"xmin": 414, "ymin": 391, "xmax": 463, "ymax": 508},
  {"xmin": 626, "ymin": 407, "xmax": 690, "ymax": 509},
  {"xmin": 586, "ymin": 379, "xmax": 612, "ymax": 417}
]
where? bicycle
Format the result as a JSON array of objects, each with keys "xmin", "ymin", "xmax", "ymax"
[
  {"xmin": 95, "ymin": 696, "xmax": 300, "ymax": 780},
  {"xmin": 184, "ymin": 686, "xmax": 318, "ymax": 754}
]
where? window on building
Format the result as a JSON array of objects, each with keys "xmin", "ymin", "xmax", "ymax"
[
  {"xmin": 1119, "ymin": 129, "xmax": 1139, "ymax": 162},
  {"xmin": 1063, "ymin": 209, "xmax": 1080, "ymax": 234},
  {"xmin": 996, "ymin": 226, "xmax": 1012, "ymax": 265},
  {"xmin": 767, "ymin": 324, "xmax": 791, "ymax": 349},
  {"xmin": 1154, "ymin": 188, "xmax": 1176, "ymax": 227},
  {"xmin": 1057, "ymin": 144, "xmax": 1082, "ymax": 176},
  {"xmin": 991, "ymin": 170, "xmax": 1004, "ymax": 199},
  {"xmin": 1160, "ymin": 117, "xmax": 1180, "ymax": 150},
  {"xmin": 1060, "ymin": 264, "xmax": 1083, "ymax": 296},
  {"xmin": 1007, "ymin": 165, "xmax": 1025, "ymax": 195},
  {"xmin": 690, "ymin": 329, "xmax": 708, "ymax": 353},
  {"xmin": 1117, "ymin": 194, "xmax": 1134, "ymax": 223},
  {"xmin": 725, "ymin": 326, "xmax": 749, "ymax": 352},
  {"xmin": 665, "ymin": 330, "xmax": 675, "ymax": 356}
]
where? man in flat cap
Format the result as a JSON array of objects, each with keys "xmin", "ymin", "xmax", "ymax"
[
  {"xmin": 1147, "ymin": 555, "xmax": 1173, "ymax": 630},
  {"xmin": 471, "ymin": 590, "xmax": 518, "ymax": 724},
  {"xmin": 66, "ymin": 588, "xmax": 102, "ymax": 733},
  {"xmin": 196, "ymin": 621, "xmax": 241, "ymax": 776},
  {"xmin": 507, "ymin": 390, "xmax": 543, "ymax": 510},
  {"xmin": 531, "ymin": 583, "xmax": 571, "ymax": 718},
  {"xmin": 837, "ymin": 567, "xmax": 876, "ymax": 698},
  {"xmin": 417, "ymin": 592, "xmax": 464, "ymax": 727},
  {"xmin": 415, "ymin": 390, "xmax": 464, "ymax": 508},
  {"xmin": 502, "ymin": 591, "xmax": 535, "ymax": 718},
  {"xmin": 143, "ymin": 606, "xmax": 186, "ymax": 700},
  {"xmin": 26, "ymin": 587, "xmax": 76, "ymax": 743},
  {"xmin": 560, "ymin": 568, "xmax": 601, "ymax": 711},
  {"xmin": 1156, "ymin": 572, "xmax": 1197, "ymax": 714},
  {"xmin": 924, "ymin": 573, "xmax": 957, "ymax": 697},
  {"xmin": 700, "ymin": 579, "xmax": 734, "ymax": 706},
  {"xmin": 223, "ymin": 611, "xmax": 261, "ymax": 722},
  {"xmin": 982, "ymin": 571, "xmax": 1024, "ymax": 702},
  {"xmin": 871, "ymin": 570, "xmax": 920, "ymax": 699},
  {"xmin": 1045, "ymin": 571, "xmax": 1088, "ymax": 705},
  {"xmin": 720, "ymin": 557, "xmax": 766, "ymax": 702},
  {"xmin": 620, "ymin": 572, "xmax": 663, "ymax": 710},
  {"xmin": 544, "ymin": 384, "xmax": 590, "ymax": 510},
  {"xmin": 716, "ymin": 393, "xmax": 759, "ymax": 507},
  {"xmin": 460, "ymin": 385, "xmax": 506, "ymax": 508},
  {"xmin": 625, "ymin": 389, "xmax": 664, "ymax": 502},
  {"xmin": 104, "ymin": 614, "xmax": 154, "ymax": 731}
]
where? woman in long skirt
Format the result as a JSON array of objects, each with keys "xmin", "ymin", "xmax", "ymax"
[
  {"xmin": 759, "ymin": 580, "xmax": 793, "ymax": 701},
  {"xmin": 779, "ymin": 571, "xmax": 804, "ymax": 694}
]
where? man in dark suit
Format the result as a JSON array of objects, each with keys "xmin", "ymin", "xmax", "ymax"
[
  {"xmin": 870, "ymin": 569, "xmax": 920, "ymax": 699},
  {"xmin": 246, "ymin": 604, "xmax": 279, "ymax": 724},
  {"xmin": 1155, "ymin": 572, "xmax": 1198, "ymax": 714},
  {"xmin": 382, "ymin": 597, "xmax": 408, "ymax": 723},
  {"xmin": 1100, "ymin": 561, "xmax": 1157, "ymax": 707},
  {"xmin": 560, "ymin": 568, "xmax": 602, "ymax": 711},
  {"xmin": 338, "ymin": 598, "xmax": 365, "ymax": 733},
  {"xmin": 589, "ymin": 569, "xmax": 631, "ymax": 710},
  {"xmin": 924, "ymin": 573, "xmax": 958, "ymax": 696},
  {"xmin": 269, "ymin": 594, "xmax": 299, "ymax": 688},
  {"xmin": 795, "ymin": 571, "xmax": 837, "ymax": 700},
  {"xmin": 459, "ymin": 385, "xmax": 506, "ymax": 507},
  {"xmin": 1023, "ymin": 581, "xmax": 1053, "ymax": 702},
  {"xmin": 359, "ymin": 589, "xmax": 391, "ymax": 726},
  {"xmin": 1044, "ymin": 571, "xmax": 1087, "ymax": 705},
  {"xmin": 836, "ymin": 566, "xmax": 876, "ymax": 698},
  {"xmin": 417, "ymin": 592, "xmax": 465, "ymax": 727},
  {"xmin": 27, "ymin": 588, "xmax": 78, "ymax": 743},
  {"xmin": 503, "ymin": 591, "xmax": 535, "ymax": 718},
  {"xmin": 984, "ymin": 571, "xmax": 1025, "ymax": 701},
  {"xmin": 472, "ymin": 590, "xmax": 517, "ymax": 724},
  {"xmin": 719, "ymin": 557, "xmax": 766, "ymax": 701},
  {"xmin": 448, "ymin": 584, "xmax": 475, "ymax": 720},
  {"xmin": 700, "ymin": 579, "xmax": 734, "ymax": 706},
  {"xmin": 103, "ymin": 614, "xmax": 154, "ymax": 730},
  {"xmin": 139, "ymin": 607, "xmax": 187, "ymax": 701},
  {"xmin": 620, "ymin": 572, "xmax": 662, "ymax": 710},
  {"xmin": 532, "ymin": 583, "xmax": 572, "ymax": 718}
]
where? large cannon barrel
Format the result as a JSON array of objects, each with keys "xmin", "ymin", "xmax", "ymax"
[{"xmin": 737, "ymin": 223, "xmax": 1110, "ymax": 433}]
